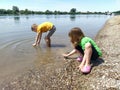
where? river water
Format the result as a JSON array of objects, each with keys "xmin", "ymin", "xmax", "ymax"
[{"xmin": 0, "ymin": 14, "xmax": 112, "ymax": 85}]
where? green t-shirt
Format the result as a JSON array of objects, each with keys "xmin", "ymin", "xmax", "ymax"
[{"xmin": 79, "ymin": 37, "xmax": 102, "ymax": 56}]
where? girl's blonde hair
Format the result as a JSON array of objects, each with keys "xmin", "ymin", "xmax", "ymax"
[{"xmin": 68, "ymin": 27, "xmax": 85, "ymax": 46}]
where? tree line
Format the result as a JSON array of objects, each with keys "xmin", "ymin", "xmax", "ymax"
[
  {"xmin": 113, "ymin": 10, "xmax": 120, "ymax": 15},
  {"xmin": 0, "ymin": 6, "xmax": 113, "ymax": 15}
]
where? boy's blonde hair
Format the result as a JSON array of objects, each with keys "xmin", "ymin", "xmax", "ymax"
[
  {"xmin": 31, "ymin": 24, "xmax": 37, "ymax": 31},
  {"xmin": 69, "ymin": 27, "xmax": 85, "ymax": 46}
]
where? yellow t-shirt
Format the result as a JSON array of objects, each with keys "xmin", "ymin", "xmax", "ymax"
[{"xmin": 37, "ymin": 22, "xmax": 53, "ymax": 33}]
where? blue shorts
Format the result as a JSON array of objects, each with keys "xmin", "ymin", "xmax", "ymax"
[{"xmin": 46, "ymin": 25, "xmax": 56, "ymax": 38}]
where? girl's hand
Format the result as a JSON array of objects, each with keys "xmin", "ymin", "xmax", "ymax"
[{"xmin": 62, "ymin": 53, "xmax": 69, "ymax": 59}]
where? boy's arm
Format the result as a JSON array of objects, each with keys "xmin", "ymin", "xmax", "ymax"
[{"xmin": 32, "ymin": 32, "xmax": 42, "ymax": 46}]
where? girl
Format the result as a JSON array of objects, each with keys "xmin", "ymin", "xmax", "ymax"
[{"xmin": 62, "ymin": 27, "xmax": 102, "ymax": 73}]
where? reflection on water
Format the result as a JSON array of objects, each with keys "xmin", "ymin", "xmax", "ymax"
[
  {"xmin": 26, "ymin": 16, "xmax": 29, "ymax": 19},
  {"xmin": 14, "ymin": 16, "xmax": 20, "ymax": 21},
  {"xmin": 14, "ymin": 16, "xmax": 20, "ymax": 23},
  {"xmin": 70, "ymin": 15, "xmax": 76, "ymax": 21}
]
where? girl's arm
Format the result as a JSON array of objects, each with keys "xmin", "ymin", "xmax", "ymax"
[{"xmin": 62, "ymin": 49, "xmax": 77, "ymax": 58}]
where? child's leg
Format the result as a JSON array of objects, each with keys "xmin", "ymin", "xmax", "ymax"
[
  {"xmin": 76, "ymin": 49, "xmax": 83, "ymax": 57},
  {"xmin": 45, "ymin": 36, "xmax": 51, "ymax": 47},
  {"xmin": 80, "ymin": 43, "xmax": 92, "ymax": 73},
  {"xmin": 76, "ymin": 50, "xmax": 83, "ymax": 62},
  {"xmin": 45, "ymin": 25, "xmax": 56, "ymax": 47},
  {"xmin": 78, "ymin": 43, "xmax": 92, "ymax": 68},
  {"xmin": 75, "ymin": 45, "xmax": 84, "ymax": 56},
  {"xmin": 75, "ymin": 45, "xmax": 84, "ymax": 62},
  {"xmin": 84, "ymin": 44, "xmax": 92, "ymax": 66}
]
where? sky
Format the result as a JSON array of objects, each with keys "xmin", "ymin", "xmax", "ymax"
[{"xmin": 0, "ymin": 0, "xmax": 120, "ymax": 12}]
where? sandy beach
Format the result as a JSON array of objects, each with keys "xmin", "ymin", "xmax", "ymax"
[{"xmin": 1, "ymin": 15, "xmax": 120, "ymax": 90}]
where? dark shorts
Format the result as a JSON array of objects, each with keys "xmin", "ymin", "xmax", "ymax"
[
  {"xmin": 75, "ymin": 45, "xmax": 99, "ymax": 60},
  {"xmin": 46, "ymin": 25, "xmax": 56, "ymax": 38}
]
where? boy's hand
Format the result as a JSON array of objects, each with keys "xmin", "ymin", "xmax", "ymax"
[{"xmin": 32, "ymin": 43, "xmax": 38, "ymax": 46}]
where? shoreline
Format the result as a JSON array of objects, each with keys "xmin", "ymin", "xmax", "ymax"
[{"xmin": 1, "ymin": 15, "xmax": 120, "ymax": 90}]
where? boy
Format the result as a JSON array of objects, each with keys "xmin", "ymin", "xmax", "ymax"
[{"xmin": 31, "ymin": 22, "xmax": 56, "ymax": 47}]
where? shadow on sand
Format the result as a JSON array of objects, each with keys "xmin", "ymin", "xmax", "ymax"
[
  {"xmin": 91, "ymin": 57, "xmax": 104, "ymax": 67},
  {"xmin": 51, "ymin": 44, "xmax": 66, "ymax": 48},
  {"xmin": 83, "ymin": 58, "xmax": 104, "ymax": 75}
]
